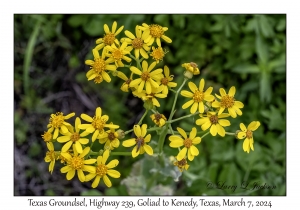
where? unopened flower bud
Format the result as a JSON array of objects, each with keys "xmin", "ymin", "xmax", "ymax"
[
  {"xmin": 143, "ymin": 99, "xmax": 154, "ymax": 110},
  {"xmin": 116, "ymin": 129, "xmax": 125, "ymax": 139},
  {"xmin": 235, "ymin": 130, "xmax": 241, "ymax": 139}
]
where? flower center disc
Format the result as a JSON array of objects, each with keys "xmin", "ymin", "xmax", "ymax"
[
  {"xmin": 183, "ymin": 138, "xmax": 192, "ymax": 148},
  {"xmin": 96, "ymin": 164, "xmax": 108, "ymax": 176},
  {"xmin": 132, "ymin": 38, "xmax": 143, "ymax": 49},
  {"xmin": 70, "ymin": 156, "xmax": 84, "ymax": 170},
  {"xmin": 246, "ymin": 130, "xmax": 253, "ymax": 139},
  {"xmin": 112, "ymin": 49, "xmax": 123, "ymax": 61},
  {"xmin": 193, "ymin": 90, "xmax": 204, "ymax": 102},
  {"xmin": 221, "ymin": 95, "xmax": 235, "ymax": 108},
  {"xmin": 71, "ymin": 133, "xmax": 80, "ymax": 142},
  {"xmin": 103, "ymin": 33, "xmax": 115, "ymax": 45},
  {"xmin": 209, "ymin": 115, "xmax": 218, "ymax": 124},
  {"xmin": 149, "ymin": 24, "xmax": 164, "ymax": 38},
  {"xmin": 93, "ymin": 58, "xmax": 106, "ymax": 74},
  {"xmin": 141, "ymin": 72, "xmax": 150, "ymax": 81},
  {"xmin": 92, "ymin": 117, "xmax": 106, "ymax": 131}
]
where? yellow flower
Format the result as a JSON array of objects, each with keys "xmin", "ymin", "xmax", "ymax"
[
  {"xmin": 42, "ymin": 131, "xmax": 52, "ymax": 142},
  {"xmin": 85, "ymin": 150, "xmax": 121, "ymax": 188},
  {"xmin": 44, "ymin": 142, "xmax": 57, "ymax": 174},
  {"xmin": 181, "ymin": 79, "xmax": 214, "ymax": 114},
  {"xmin": 60, "ymin": 146, "xmax": 96, "ymax": 182},
  {"xmin": 159, "ymin": 65, "xmax": 177, "ymax": 95},
  {"xmin": 96, "ymin": 21, "xmax": 124, "ymax": 49},
  {"xmin": 57, "ymin": 117, "xmax": 89, "ymax": 153},
  {"xmin": 79, "ymin": 107, "xmax": 119, "ymax": 142},
  {"xmin": 237, "ymin": 121, "xmax": 260, "ymax": 153},
  {"xmin": 150, "ymin": 46, "xmax": 166, "ymax": 63},
  {"xmin": 150, "ymin": 113, "xmax": 167, "ymax": 127},
  {"xmin": 122, "ymin": 124, "xmax": 153, "ymax": 158},
  {"xmin": 98, "ymin": 124, "xmax": 120, "ymax": 150},
  {"xmin": 85, "ymin": 48, "xmax": 117, "ymax": 84},
  {"xmin": 212, "ymin": 86, "xmax": 244, "ymax": 118},
  {"xmin": 196, "ymin": 112, "xmax": 231, "ymax": 137},
  {"xmin": 122, "ymin": 25, "xmax": 150, "ymax": 59},
  {"xmin": 47, "ymin": 112, "xmax": 75, "ymax": 139},
  {"xmin": 105, "ymin": 42, "xmax": 132, "ymax": 67},
  {"xmin": 169, "ymin": 127, "xmax": 201, "ymax": 161},
  {"xmin": 140, "ymin": 23, "xmax": 172, "ymax": 47},
  {"xmin": 182, "ymin": 62, "xmax": 200, "ymax": 75},
  {"xmin": 173, "ymin": 157, "xmax": 189, "ymax": 172},
  {"xmin": 129, "ymin": 60, "xmax": 163, "ymax": 94},
  {"xmin": 133, "ymin": 85, "xmax": 167, "ymax": 107}
]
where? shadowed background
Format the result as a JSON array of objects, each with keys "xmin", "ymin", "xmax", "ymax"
[{"xmin": 14, "ymin": 14, "xmax": 286, "ymax": 196}]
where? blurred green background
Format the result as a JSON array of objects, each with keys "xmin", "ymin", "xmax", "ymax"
[{"xmin": 14, "ymin": 14, "xmax": 286, "ymax": 196}]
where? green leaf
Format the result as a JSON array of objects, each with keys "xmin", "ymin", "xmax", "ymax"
[
  {"xmin": 256, "ymin": 34, "xmax": 269, "ymax": 64},
  {"xmin": 259, "ymin": 71, "xmax": 271, "ymax": 103},
  {"xmin": 232, "ymin": 64, "xmax": 260, "ymax": 74},
  {"xmin": 67, "ymin": 15, "xmax": 88, "ymax": 27}
]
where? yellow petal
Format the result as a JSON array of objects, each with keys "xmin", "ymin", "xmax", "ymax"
[
  {"xmin": 243, "ymin": 139, "xmax": 250, "ymax": 153},
  {"xmin": 216, "ymin": 124, "xmax": 225, "ymax": 137},
  {"xmin": 210, "ymin": 124, "xmax": 217, "ymax": 136},
  {"xmin": 190, "ymin": 145, "xmax": 199, "ymax": 156},
  {"xmin": 169, "ymin": 135, "xmax": 183, "ymax": 141},
  {"xmin": 201, "ymin": 121, "xmax": 211, "ymax": 131},
  {"xmin": 77, "ymin": 169, "xmax": 85, "ymax": 182},
  {"xmin": 218, "ymin": 119, "xmax": 230, "ymax": 127},
  {"xmin": 141, "ymin": 124, "xmax": 147, "ymax": 137},
  {"xmin": 181, "ymin": 90, "xmax": 194, "ymax": 98},
  {"xmin": 188, "ymin": 82, "xmax": 197, "ymax": 93},
  {"xmin": 143, "ymin": 144, "xmax": 153, "ymax": 155},
  {"xmin": 134, "ymin": 125, "xmax": 142, "ymax": 137},
  {"xmin": 228, "ymin": 86, "xmax": 236, "ymax": 96},
  {"xmin": 177, "ymin": 147, "xmax": 187, "ymax": 161},
  {"xmin": 86, "ymin": 173, "xmax": 96, "ymax": 182},
  {"xmin": 177, "ymin": 127, "xmax": 187, "ymax": 139},
  {"xmin": 103, "ymin": 175, "xmax": 112, "ymax": 187},
  {"xmin": 106, "ymin": 160, "xmax": 119, "ymax": 169},
  {"xmin": 81, "ymin": 114, "xmax": 93, "ymax": 122},
  {"xmin": 62, "ymin": 141, "xmax": 73, "ymax": 152},
  {"xmin": 219, "ymin": 88, "xmax": 226, "ymax": 96},
  {"xmin": 170, "ymin": 140, "xmax": 184, "ymax": 148},
  {"xmin": 190, "ymin": 103, "xmax": 198, "ymax": 114},
  {"xmin": 132, "ymin": 146, "xmax": 140, "ymax": 158},
  {"xmin": 122, "ymin": 139, "xmax": 136, "ymax": 147},
  {"xmin": 189, "ymin": 127, "xmax": 197, "ymax": 139},
  {"xmin": 66, "ymin": 170, "xmax": 75, "ymax": 180},
  {"xmin": 199, "ymin": 79, "xmax": 205, "ymax": 91},
  {"xmin": 240, "ymin": 123, "xmax": 247, "ymax": 132},
  {"xmin": 107, "ymin": 169, "xmax": 121, "ymax": 178},
  {"xmin": 92, "ymin": 176, "xmax": 100, "ymax": 188},
  {"xmin": 237, "ymin": 131, "xmax": 246, "ymax": 139}
]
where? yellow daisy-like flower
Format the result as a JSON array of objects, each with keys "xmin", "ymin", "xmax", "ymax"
[
  {"xmin": 85, "ymin": 48, "xmax": 117, "ymax": 84},
  {"xmin": 195, "ymin": 112, "xmax": 231, "ymax": 137},
  {"xmin": 182, "ymin": 62, "xmax": 200, "ymax": 75},
  {"xmin": 57, "ymin": 117, "xmax": 89, "ymax": 153},
  {"xmin": 169, "ymin": 127, "xmax": 201, "ymax": 161},
  {"xmin": 122, "ymin": 124, "xmax": 153, "ymax": 158},
  {"xmin": 60, "ymin": 146, "xmax": 96, "ymax": 182},
  {"xmin": 150, "ymin": 46, "xmax": 166, "ymax": 63},
  {"xmin": 122, "ymin": 25, "xmax": 150, "ymax": 59},
  {"xmin": 133, "ymin": 85, "xmax": 167, "ymax": 107},
  {"xmin": 173, "ymin": 157, "xmax": 189, "ymax": 172},
  {"xmin": 159, "ymin": 65, "xmax": 177, "ymax": 95},
  {"xmin": 44, "ymin": 142, "xmax": 57, "ymax": 174},
  {"xmin": 129, "ymin": 60, "xmax": 163, "ymax": 94},
  {"xmin": 96, "ymin": 21, "xmax": 124, "ymax": 50},
  {"xmin": 212, "ymin": 86, "xmax": 244, "ymax": 118},
  {"xmin": 47, "ymin": 112, "xmax": 75, "ymax": 139},
  {"xmin": 98, "ymin": 124, "xmax": 120, "ymax": 151},
  {"xmin": 150, "ymin": 113, "xmax": 167, "ymax": 127},
  {"xmin": 105, "ymin": 42, "xmax": 132, "ymax": 67},
  {"xmin": 79, "ymin": 107, "xmax": 119, "ymax": 142},
  {"xmin": 237, "ymin": 121, "xmax": 260, "ymax": 153},
  {"xmin": 140, "ymin": 23, "xmax": 172, "ymax": 47},
  {"xmin": 181, "ymin": 79, "xmax": 214, "ymax": 114},
  {"xmin": 42, "ymin": 131, "xmax": 52, "ymax": 142},
  {"xmin": 85, "ymin": 150, "xmax": 121, "ymax": 188}
]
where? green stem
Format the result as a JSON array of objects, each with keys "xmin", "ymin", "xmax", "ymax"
[
  {"xmin": 23, "ymin": 18, "xmax": 41, "ymax": 96},
  {"xmin": 167, "ymin": 112, "xmax": 199, "ymax": 124},
  {"xmin": 158, "ymin": 125, "xmax": 168, "ymax": 154},
  {"xmin": 138, "ymin": 109, "xmax": 148, "ymax": 125},
  {"xmin": 168, "ymin": 78, "xmax": 188, "ymax": 121},
  {"xmin": 201, "ymin": 132, "xmax": 210, "ymax": 139},
  {"xmin": 124, "ymin": 129, "xmax": 133, "ymax": 135},
  {"xmin": 225, "ymin": 132, "xmax": 236, "ymax": 136}
]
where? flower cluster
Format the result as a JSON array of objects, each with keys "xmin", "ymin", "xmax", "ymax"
[
  {"xmin": 42, "ymin": 20, "xmax": 262, "ymax": 188},
  {"xmin": 42, "ymin": 107, "xmax": 121, "ymax": 188}
]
